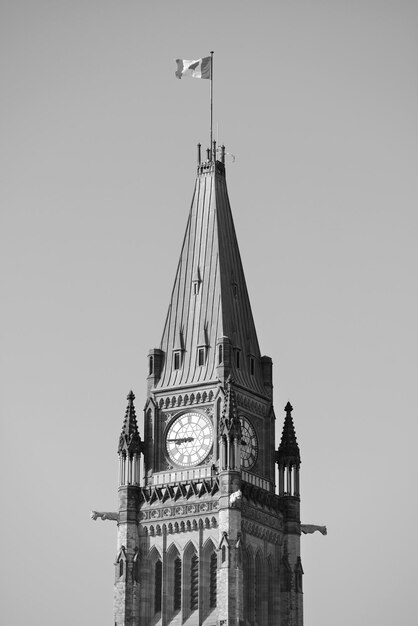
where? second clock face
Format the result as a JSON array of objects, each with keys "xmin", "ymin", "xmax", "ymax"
[
  {"xmin": 166, "ymin": 411, "xmax": 213, "ymax": 467},
  {"xmin": 240, "ymin": 416, "xmax": 258, "ymax": 469}
]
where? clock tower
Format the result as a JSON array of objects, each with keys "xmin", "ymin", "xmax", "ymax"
[{"xmin": 97, "ymin": 145, "xmax": 313, "ymax": 626}]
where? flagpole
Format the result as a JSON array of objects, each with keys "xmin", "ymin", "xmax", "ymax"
[{"xmin": 210, "ymin": 51, "xmax": 214, "ymax": 161}]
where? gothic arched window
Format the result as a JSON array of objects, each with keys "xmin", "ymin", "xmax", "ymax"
[
  {"xmin": 255, "ymin": 553, "xmax": 263, "ymax": 624},
  {"xmin": 267, "ymin": 556, "xmax": 274, "ymax": 620},
  {"xmin": 174, "ymin": 556, "xmax": 182, "ymax": 611},
  {"xmin": 244, "ymin": 548, "xmax": 255, "ymax": 622},
  {"xmin": 154, "ymin": 560, "xmax": 162, "ymax": 614},
  {"xmin": 210, "ymin": 551, "xmax": 217, "ymax": 608}
]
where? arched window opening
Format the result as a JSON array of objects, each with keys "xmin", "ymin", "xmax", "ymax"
[
  {"xmin": 267, "ymin": 557, "xmax": 274, "ymax": 620},
  {"xmin": 174, "ymin": 351, "xmax": 181, "ymax": 370},
  {"xmin": 209, "ymin": 552, "xmax": 217, "ymax": 608},
  {"xmin": 246, "ymin": 552, "xmax": 254, "ymax": 622},
  {"xmin": 119, "ymin": 559, "xmax": 124, "ymax": 578},
  {"xmin": 174, "ymin": 557, "xmax": 182, "ymax": 611},
  {"xmin": 198, "ymin": 347, "xmax": 205, "ymax": 366},
  {"xmin": 221, "ymin": 545, "xmax": 226, "ymax": 563},
  {"xmin": 154, "ymin": 560, "xmax": 162, "ymax": 614},
  {"xmin": 218, "ymin": 344, "xmax": 223, "ymax": 364},
  {"xmin": 255, "ymin": 554, "xmax": 263, "ymax": 624},
  {"xmin": 190, "ymin": 554, "xmax": 199, "ymax": 611},
  {"xmin": 250, "ymin": 356, "xmax": 255, "ymax": 376},
  {"xmin": 236, "ymin": 350, "xmax": 240, "ymax": 369},
  {"xmin": 149, "ymin": 355, "xmax": 154, "ymax": 375}
]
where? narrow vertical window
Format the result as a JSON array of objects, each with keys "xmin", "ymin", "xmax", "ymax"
[
  {"xmin": 149, "ymin": 355, "xmax": 154, "ymax": 375},
  {"xmin": 236, "ymin": 350, "xmax": 240, "ymax": 369},
  {"xmin": 174, "ymin": 557, "xmax": 182, "ymax": 611},
  {"xmin": 255, "ymin": 555, "xmax": 263, "ymax": 624},
  {"xmin": 218, "ymin": 344, "xmax": 223, "ymax": 364},
  {"xmin": 247, "ymin": 554, "xmax": 255, "ymax": 622},
  {"xmin": 154, "ymin": 560, "xmax": 162, "ymax": 613},
  {"xmin": 210, "ymin": 552, "xmax": 217, "ymax": 608},
  {"xmin": 119, "ymin": 559, "xmax": 124, "ymax": 578},
  {"xmin": 174, "ymin": 351, "xmax": 180, "ymax": 370},
  {"xmin": 250, "ymin": 356, "xmax": 255, "ymax": 376},
  {"xmin": 267, "ymin": 559, "xmax": 274, "ymax": 620},
  {"xmin": 198, "ymin": 347, "xmax": 205, "ymax": 366},
  {"xmin": 222, "ymin": 546, "xmax": 226, "ymax": 563},
  {"xmin": 190, "ymin": 554, "xmax": 199, "ymax": 611}
]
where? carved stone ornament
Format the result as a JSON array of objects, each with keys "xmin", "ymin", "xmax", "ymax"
[
  {"xmin": 301, "ymin": 524, "xmax": 327, "ymax": 535},
  {"xmin": 90, "ymin": 511, "xmax": 119, "ymax": 522},
  {"xmin": 204, "ymin": 406, "xmax": 214, "ymax": 418},
  {"xmin": 229, "ymin": 490, "xmax": 242, "ymax": 507}
]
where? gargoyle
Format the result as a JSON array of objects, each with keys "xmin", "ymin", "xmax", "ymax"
[
  {"xmin": 91, "ymin": 511, "xmax": 119, "ymax": 522},
  {"xmin": 229, "ymin": 490, "xmax": 242, "ymax": 506},
  {"xmin": 301, "ymin": 524, "xmax": 327, "ymax": 535}
]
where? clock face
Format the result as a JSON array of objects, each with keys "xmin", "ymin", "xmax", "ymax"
[
  {"xmin": 166, "ymin": 412, "xmax": 213, "ymax": 467},
  {"xmin": 240, "ymin": 416, "xmax": 258, "ymax": 469}
]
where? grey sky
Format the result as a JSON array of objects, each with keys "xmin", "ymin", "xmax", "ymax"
[{"xmin": 1, "ymin": 1, "xmax": 417, "ymax": 624}]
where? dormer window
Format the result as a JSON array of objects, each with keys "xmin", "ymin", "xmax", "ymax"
[
  {"xmin": 235, "ymin": 349, "xmax": 241, "ymax": 369},
  {"xmin": 193, "ymin": 281, "xmax": 200, "ymax": 295},
  {"xmin": 198, "ymin": 347, "xmax": 206, "ymax": 366},
  {"xmin": 250, "ymin": 356, "xmax": 255, "ymax": 376},
  {"xmin": 173, "ymin": 351, "xmax": 181, "ymax": 370}
]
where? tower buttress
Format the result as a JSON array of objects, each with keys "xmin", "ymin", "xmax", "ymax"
[
  {"xmin": 217, "ymin": 377, "xmax": 243, "ymax": 625},
  {"xmin": 277, "ymin": 401, "xmax": 303, "ymax": 626},
  {"xmin": 114, "ymin": 391, "xmax": 142, "ymax": 626}
]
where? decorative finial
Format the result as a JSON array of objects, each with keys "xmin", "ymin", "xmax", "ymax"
[
  {"xmin": 118, "ymin": 391, "xmax": 141, "ymax": 455},
  {"xmin": 277, "ymin": 400, "xmax": 300, "ymax": 464},
  {"xmin": 285, "ymin": 401, "xmax": 293, "ymax": 414}
]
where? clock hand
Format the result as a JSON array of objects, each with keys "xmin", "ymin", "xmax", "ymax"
[{"xmin": 167, "ymin": 437, "xmax": 195, "ymax": 445}]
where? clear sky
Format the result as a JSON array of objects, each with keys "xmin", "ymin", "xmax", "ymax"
[{"xmin": 1, "ymin": 1, "xmax": 417, "ymax": 624}]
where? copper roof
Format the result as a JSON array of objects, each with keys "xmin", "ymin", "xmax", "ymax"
[{"xmin": 155, "ymin": 158, "xmax": 266, "ymax": 396}]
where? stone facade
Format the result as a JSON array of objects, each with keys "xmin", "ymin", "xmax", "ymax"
[{"xmin": 93, "ymin": 149, "xmax": 313, "ymax": 626}]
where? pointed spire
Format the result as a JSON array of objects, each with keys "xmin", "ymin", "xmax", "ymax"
[
  {"xmin": 219, "ymin": 376, "xmax": 242, "ymax": 440},
  {"xmin": 118, "ymin": 391, "xmax": 141, "ymax": 456},
  {"xmin": 277, "ymin": 402, "xmax": 300, "ymax": 465},
  {"xmin": 155, "ymin": 151, "xmax": 269, "ymax": 395}
]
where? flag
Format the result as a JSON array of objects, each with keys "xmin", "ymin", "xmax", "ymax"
[{"xmin": 175, "ymin": 57, "xmax": 211, "ymax": 79}]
